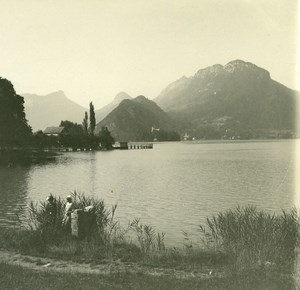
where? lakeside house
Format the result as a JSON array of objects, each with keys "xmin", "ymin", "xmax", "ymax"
[
  {"xmin": 183, "ymin": 132, "xmax": 189, "ymax": 141},
  {"xmin": 43, "ymin": 127, "xmax": 64, "ymax": 136}
]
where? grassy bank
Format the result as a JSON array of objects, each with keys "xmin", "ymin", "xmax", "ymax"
[{"xmin": 0, "ymin": 192, "xmax": 299, "ymax": 287}]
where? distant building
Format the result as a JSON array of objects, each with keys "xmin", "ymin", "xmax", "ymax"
[
  {"xmin": 183, "ymin": 132, "xmax": 189, "ymax": 141},
  {"xmin": 44, "ymin": 127, "xmax": 64, "ymax": 136},
  {"xmin": 151, "ymin": 126, "xmax": 160, "ymax": 132}
]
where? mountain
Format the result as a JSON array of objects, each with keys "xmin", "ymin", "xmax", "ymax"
[
  {"xmin": 154, "ymin": 60, "xmax": 298, "ymax": 138},
  {"xmin": 23, "ymin": 91, "xmax": 86, "ymax": 132},
  {"xmin": 95, "ymin": 92, "xmax": 132, "ymax": 123},
  {"xmin": 95, "ymin": 95, "xmax": 176, "ymax": 141}
]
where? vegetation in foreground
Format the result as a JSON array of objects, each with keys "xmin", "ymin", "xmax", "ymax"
[
  {"xmin": 0, "ymin": 192, "xmax": 299, "ymax": 288},
  {"xmin": 0, "ymin": 262, "xmax": 296, "ymax": 290}
]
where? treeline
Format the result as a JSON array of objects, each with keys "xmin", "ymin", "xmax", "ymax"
[
  {"xmin": 32, "ymin": 101, "xmax": 114, "ymax": 151},
  {"xmin": 184, "ymin": 125, "xmax": 295, "ymax": 140},
  {"xmin": 32, "ymin": 124, "xmax": 114, "ymax": 151},
  {"xmin": 142, "ymin": 129, "xmax": 180, "ymax": 142},
  {"xmin": 0, "ymin": 77, "xmax": 115, "ymax": 157}
]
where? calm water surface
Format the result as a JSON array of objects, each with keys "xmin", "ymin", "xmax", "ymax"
[{"xmin": 0, "ymin": 140, "xmax": 298, "ymax": 245}]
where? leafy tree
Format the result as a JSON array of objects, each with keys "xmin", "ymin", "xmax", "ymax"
[
  {"xmin": 59, "ymin": 120, "xmax": 84, "ymax": 149},
  {"xmin": 99, "ymin": 126, "xmax": 114, "ymax": 150},
  {"xmin": 89, "ymin": 102, "xmax": 96, "ymax": 136},
  {"xmin": 32, "ymin": 130, "xmax": 50, "ymax": 149},
  {"xmin": 0, "ymin": 77, "xmax": 32, "ymax": 149},
  {"xmin": 60, "ymin": 120, "xmax": 83, "ymax": 135},
  {"xmin": 82, "ymin": 112, "xmax": 88, "ymax": 135}
]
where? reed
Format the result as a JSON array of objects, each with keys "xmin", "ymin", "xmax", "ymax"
[
  {"xmin": 130, "ymin": 218, "xmax": 166, "ymax": 256},
  {"xmin": 199, "ymin": 206, "xmax": 300, "ymax": 271},
  {"xmin": 4, "ymin": 191, "xmax": 130, "ymax": 258},
  {"xmin": 1, "ymin": 195, "xmax": 299, "ymax": 277}
]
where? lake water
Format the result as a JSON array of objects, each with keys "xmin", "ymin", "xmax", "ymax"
[{"xmin": 0, "ymin": 140, "xmax": 299, "ymax": 245}]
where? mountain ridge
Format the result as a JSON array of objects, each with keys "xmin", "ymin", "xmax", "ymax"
[
  {"xmin": 23, "ymin": 91, "xmax": 86, "ymax": 131},
  {"xmin": 154, "ymin": 59, "xmax": 297, "ymax": 138},
  {"xmin": 95, "ymin": 96, "xmax": 176, "ymax": 141}
]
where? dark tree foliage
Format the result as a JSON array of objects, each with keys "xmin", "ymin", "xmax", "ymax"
[
  {"xmin": 60, "ymin": 120, "xmax": 83, "ymax": 135},
  {"xmin": 82, "ymin": 112, "xmax": 88, "ymax": 135},
  {"xmin": 143, "ymin": 129, "xmax": 180, "ymax": 141},
  {"xmin": 32, "ymin": 130, "xmax": 58, "ymax": 149},
  {"xmin": 89, "ymin": 102, "xmax": 96, "ymax": 136},
  {"xmin": 156, "ymin": 130, "xmax": 180, "ymax": 141},
  {"xmin": 99, "ymin": 126, "xmax": 114, "ymax": 150},
  {"xmin": 57, "ymin": 120, "xmax": 100, "ymax": 150},
  {"xmin": 0, "ymin": 77, "xmax": 32, "ymax": 148},
  {"xmin": 59, "ymin": 120, "xmax": 84, "ymax": 149}
]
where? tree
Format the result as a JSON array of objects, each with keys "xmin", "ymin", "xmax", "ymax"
[
  {"xmin": 59, "ymin": 120, "xmax": 84, "ymax": 149},
  {"xmin": 32, "ymin": 130, "xmax": 52, "ymax": 149},
  {"xmin": 60, "ymin": 120, "xmax": 83, "ymax": 135},
  {"xmin": 99, "ymin": 126, "xmax": 114, "ymax": 150},
  {"xmin": 82, "ymin": 112, "xmax": 88, "ymax": 135},
  {"xmin": 89, "ymin": 102, "xmax": 96, "ymax": 136},
  {"xmin": 0, "ymin": 77, "xmax": 32, "ymax": 149}
]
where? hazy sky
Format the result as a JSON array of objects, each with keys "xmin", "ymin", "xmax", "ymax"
[{"xmin": 0, "ymin": 0, "xmax": 298, "ymax": 109}]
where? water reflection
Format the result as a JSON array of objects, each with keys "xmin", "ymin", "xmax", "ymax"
[
  {"xmin": 0, "ymin": 166, "xmax": 30, "ymax": 227},
  {"xmin": 89, "ymin": 152, "xmax": 97, "ymax": 194}
]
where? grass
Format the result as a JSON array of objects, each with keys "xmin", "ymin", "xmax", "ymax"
[
  {"xmin": 0, "ymin": 262, "xmax": 297, "ymax": 290},
  {"xmin": 0, "ymin": 193, "xmax": 299, "ymax": 287}
]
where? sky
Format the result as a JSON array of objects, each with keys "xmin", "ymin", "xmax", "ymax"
[{"xmin": 0, "ymin": 0, "xmax": 298, "ymax": 109}]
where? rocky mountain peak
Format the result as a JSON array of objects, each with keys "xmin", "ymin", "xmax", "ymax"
[
  {"xmin": 194, "ymin": 60, "xmax": 270, "ymax": 80},
  {"xmin": 223, "ymin": 59, "xmax": 270, "ymax": 78},
  {"xmin": 195, "ymin": 64, "xmax": 224, "ymax": 79},
  {"xmin": 154, "ymin": 59, "xmax": 296, "ymax": 137}
]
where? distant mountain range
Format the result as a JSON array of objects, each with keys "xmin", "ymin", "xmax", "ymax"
[
  {"xmin": 23, "ymin": 60, "xmax": 298, "ymax": 139},
  {"xmin": 95, "ymin": 95, "xmax": 176, "ymax": 141},
  {"xmin": 23, "ymin": 91, "xmax": 132, "ymax": 132},
  {"xmin": 154, "ymin": 60, "xmax": 298, "ymax": 139},
  {"xmin": 23, "ymin": 91, "xmax": 86, "ymax": 132}
]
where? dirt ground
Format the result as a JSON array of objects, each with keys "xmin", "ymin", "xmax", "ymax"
[{"xmin": 0, "ymin": 249, "xmax": 222, "ymax": 280}]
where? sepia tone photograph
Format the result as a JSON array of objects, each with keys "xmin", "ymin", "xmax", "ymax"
[{"xmin": 0, "ymin": 0, "xmax": 299, "ymax": 289}]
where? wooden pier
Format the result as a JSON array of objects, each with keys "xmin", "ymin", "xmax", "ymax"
[
  {"xmin": 56, "ymin": 142, "xmax": 153, "ymax": 151},
  {"xmin": 128, "ymin": 143, "xmax": 153, "ymax": 149},
  {"xmin": 114, "ymin": 142, "xmax": 153, "ymax": 150}
]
